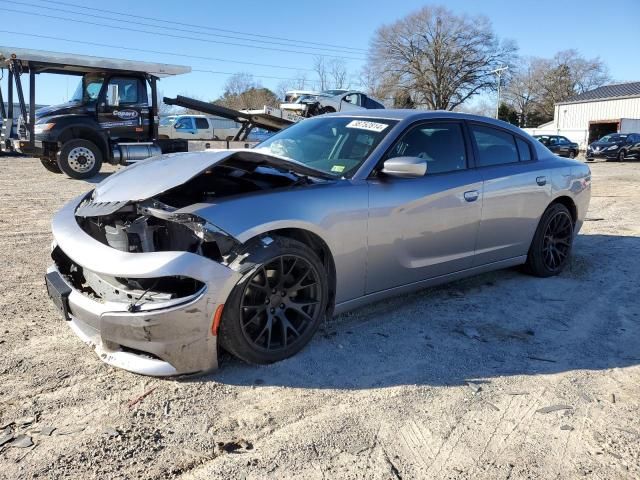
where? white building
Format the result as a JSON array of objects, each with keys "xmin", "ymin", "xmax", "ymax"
[{"xmin": 524, "ymin": 81, "xmax": 640, "ymax": 150}]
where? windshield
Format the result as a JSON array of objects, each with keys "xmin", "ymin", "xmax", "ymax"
[
  {"xmin": 599, "ymin": 134, "xmax": 626, "ymax": 142},
  {"xmin": 159, "ymin": 117, "xmax": 176, "ymax": 126},
  {"xmin": 70, "ymin": 73, "xmax": 105, "ymax": 103},
  {"xmin": 254, "ymin": 116, "xmax": 397, "ymax": 177}
]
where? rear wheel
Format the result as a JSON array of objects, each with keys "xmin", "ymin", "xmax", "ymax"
[
  {"xmin": 524, "ymin": 203, "xmax": 574, "ymax": 277},
  {"xmin": 40, "ymin": 157, "xmax": 61, "ymax": 173},
  {"xmin": 57, "ymin": 139, "xmax": 103, "ymax": 179},
  {"xmin": 219, "ymin": 236, "xmax": 328, "ymax": 364},
  {"xmin": 568, "ymin": 150, "xmax": 576, "ymax": 159}
]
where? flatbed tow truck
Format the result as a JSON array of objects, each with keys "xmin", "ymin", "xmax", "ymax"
[{"xmin": 0, "ymin": 46, "xmax": 191, "ymax": 179}]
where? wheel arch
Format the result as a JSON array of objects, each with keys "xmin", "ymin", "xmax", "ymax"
[
  {"xmin": 58, "ymin": 126, "xmax": 109, "ymax": 160},
  {"xmin": 549, "ymin": 195, "xmax": 577, "ymax": 224},
  {"xmin": 243, "ymin": 227, "xmax": 337, "ymax": 316}
]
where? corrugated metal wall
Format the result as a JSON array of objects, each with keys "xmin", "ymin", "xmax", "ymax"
[{"xmin": 555, "ymin": 97, "xmax": 640, "ymax": 131}]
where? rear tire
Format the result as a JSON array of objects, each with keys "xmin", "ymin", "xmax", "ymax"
[
  {"xmin": 219, "ymin": 236, "xmax": 329, "ymax": 365},
  {"xmin": 569, "ymin": 150, "xmax": 576, "ymax": 159},
  {"xmin": 40, "ymin": 157, "xmax": 61, "ymax": 173},
  {"xmin": 524, "ymin": 203, "xmax": 574, "ymax": 277},
  {"xmin": 57, "ymin": 139, "xmax": 102, "ymax": 179}
]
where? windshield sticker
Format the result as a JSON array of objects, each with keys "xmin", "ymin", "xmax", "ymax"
[
  {"xmin": 331, "ymin": 165, "xmax": 345, "ymax": 173},
  {"xmin": 345, "ymin": 120, "xmax": 389, "ymax": 132}
]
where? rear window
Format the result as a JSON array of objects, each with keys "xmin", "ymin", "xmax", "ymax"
[
  {"xmin": 194, "ymin": 118, "xmax": 209, "ymax": 129},
  {"xmin": 516, "ymin": 138, "xmax": 532, "ymax": 161},
  {"xmin": 471, "ymin": 125, "xmax": 519, "ymax": 166}
]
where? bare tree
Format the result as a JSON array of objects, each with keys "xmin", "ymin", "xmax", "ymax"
[
  {"xmin": 215, "ymin": 73, "xmax": 278, "ymax": 110},
  {"xmin": 276, "ymin": 72, "xmax": 310, "ymax": 100},
  {"xmin": 367, "ymin": 5, "xmax": 517, "ymax": 110},
  {"xmin": 503, "ymin": 57, "xmax": 545, "ymax": 126},
  {"xmin": 313, "ymin": 56, "xmax": 329, "ymax": 91},
  {"xmin": 329, "ymin": 58, "xmax": 348, "ymax": 89}
]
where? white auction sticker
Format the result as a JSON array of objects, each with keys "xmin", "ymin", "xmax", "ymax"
[{"xmin": 345, "ymin": 120, "xmax": 389, "ymax": 132}]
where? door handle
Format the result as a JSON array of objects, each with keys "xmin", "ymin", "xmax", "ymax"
[
  {"xmin": 536, "ymin": 176, "xmax": 547, "ymax": 186},
  {"xmin": 464, "ymin": 190, "xmax": 479, "ymax": 202}
]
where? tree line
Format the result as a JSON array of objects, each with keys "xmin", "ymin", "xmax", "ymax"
[{"xmin": 166, "ymin": 5, "xmax": 611, "ymax": 128}]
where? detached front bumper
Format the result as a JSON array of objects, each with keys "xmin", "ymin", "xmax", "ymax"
[{"xmin": 47, "ymin": 194, "xmax": 242, "ymax": 376}]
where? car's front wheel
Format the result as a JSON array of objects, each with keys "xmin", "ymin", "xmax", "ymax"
[
  {"xmin": 524, "ymin": 203, "xmax": 574, "ymax": 277},
  {"xmin": 618, "ymin": 149, "xmax": 626, "ymax": 162},
  {"xmin": 219, "ymin": 236, "xmax": 328, "ymax": 364}
]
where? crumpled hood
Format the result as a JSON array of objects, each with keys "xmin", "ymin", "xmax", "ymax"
[
  {"xmin": 92, "ymin": 150, "xmax": 239, "ymax": 203},
  {"xmin": 89, "ymin": 148, "xmax": 331, "ymax": 205}
]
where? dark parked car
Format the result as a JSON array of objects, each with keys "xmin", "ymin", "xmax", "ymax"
[
  {"xmin": 586, "ymin": 133, "xmax": 640, "ymax": 162},
  {"xmin": 534, "ymin": 135, "xmax": 579, "ymax": 159}
]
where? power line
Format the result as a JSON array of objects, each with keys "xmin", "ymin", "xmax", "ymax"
[
  {"xmin": 8, "ymin": 0, "xmax": 365, "ymax": 57},
  {"xmin": 0, "ymin": 30, "xmax": 315, "ymax": 73},
  {"xmin": 2, "ymin": 7, "xmax": 366, "ymax": 61},
  {"xmin": 30, "ymin": 0, "xmax": 368, "ymax": 54}
]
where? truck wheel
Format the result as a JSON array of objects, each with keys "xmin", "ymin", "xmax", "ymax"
[
  {"xmin": 40, "ymin": 158, "xmax": 62, "ymax": 173},
  {"xmin": 57, "ymin": 139, "xmax": 102, "ymax": 179}
]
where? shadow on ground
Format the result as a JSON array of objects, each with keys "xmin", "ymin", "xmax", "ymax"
[{"xmin": 192, "ymin": 233, "xmax": 640, "ymax": 390}]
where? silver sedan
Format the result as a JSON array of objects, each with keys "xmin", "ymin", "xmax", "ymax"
[{"xmin": 45, "ymin": 111, "xmax": 591, "ymax": 376}]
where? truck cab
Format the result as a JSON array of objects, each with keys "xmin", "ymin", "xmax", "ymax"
[{"xmin": 1, "ymin": 46, "xmax": 190, "ymax": 179}]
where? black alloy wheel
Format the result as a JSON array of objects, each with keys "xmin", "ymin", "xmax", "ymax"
[
  {"xmin": 541, "ymin": 210, "xmax": 573, "ymax": 273},
  {"xmin": 618, "ymin": 149, "xmax": 626, "ymax": 162},
  {"xmin": 219, "ymin": 236, "xmax": 328, "ymax": 365},
  {"xmin": 524, "ymin": 203, "xmax": 574, "ymax": 277},
  {"xmin": 240, "ymin": 255, "xmax": 322, "ymax": 352}
]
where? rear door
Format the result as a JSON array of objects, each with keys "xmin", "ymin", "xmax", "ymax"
[
  {"xmin": 193, "ymin": 117, "xmax": 212, "ymax": 139},
  {"xmin": 469, "ymin": 123, "xmax": 552, "ymax": 266},
  {"xmin": 366, "ymin": 120, "xmax": 483, "ymax": 293}
]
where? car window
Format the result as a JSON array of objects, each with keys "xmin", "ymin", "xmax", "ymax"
[
  {"xmin": 174, "ymin": 117, "xmax": 193, "ymax": 130},
  {"xmin": 470, "ymin": 124, "xmax": 519, "ymax": 166},
  {"xmin": 516, "ymin": 138, "xmax": 532, "ymax": 161},
  {"xmin": 388, "ymin": 122, "xmax": 467, "ymax": 174},
  {"xmin": 560, "ymin": 136, "xmax": 571, "ymax": 144},
  {"xmin": 194, "ymin": 118, "xmax": 209, "ymax": 129},
  {"xmin": 107, "ymin": 77, "xmax": 140, "ymax": 104}
]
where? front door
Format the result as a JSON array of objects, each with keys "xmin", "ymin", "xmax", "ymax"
[
  {"xmin": 98, "ymin": 76, "xmax": 149, "ymax": 141},
  {"xmin": 366, "ymin": 120, "xmax": 482, "ymax": 293}
]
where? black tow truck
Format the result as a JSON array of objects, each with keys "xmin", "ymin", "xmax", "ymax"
[{"xmin": 0, "ymin": 46, "xmax": 191, "ymax": 179}]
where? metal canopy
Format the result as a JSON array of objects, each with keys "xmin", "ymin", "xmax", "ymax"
[{"xmin": 0, "ymin": 46, "xmax": 191, "ymax": 77}]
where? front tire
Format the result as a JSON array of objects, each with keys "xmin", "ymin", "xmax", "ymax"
[
  {"xmin": 57, "ymin": 139, "xmax": 102, "ymax": 179},
  {"xmin": 219, "ymin": 236, "xmax": 328, "ymax": 365},
  {"xmin": 40, "ymin": 157, "xmax": 61, "ymax": 173},
  {"xmin": 524, "ymin": 203, "xmax": 574, "ymax": 277},
  {"xmin": 618, "ymin": 149, "xmax": 626, "ymax": 162}
]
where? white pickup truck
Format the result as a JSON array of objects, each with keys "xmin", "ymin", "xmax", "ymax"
[{"xmin": 158, "ymin": 115, "xmax": 242, "ymax": 140}]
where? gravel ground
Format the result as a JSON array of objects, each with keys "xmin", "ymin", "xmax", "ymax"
[{"xmin": 0, "ymin": 156, "xmax": 639, "ymax": 479}]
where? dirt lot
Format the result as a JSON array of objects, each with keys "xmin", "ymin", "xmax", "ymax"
[{"xmin": 0, "ymin": 156, "xmax": 639, "ymax": 479}]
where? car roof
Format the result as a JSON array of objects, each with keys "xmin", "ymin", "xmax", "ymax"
[{"xmin": 326, "ymin": 109, "xmax": 526, "ymax": 130}]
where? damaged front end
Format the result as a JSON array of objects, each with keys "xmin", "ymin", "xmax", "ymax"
[{"xmin": 47, "ymin": 150, "xmax": 321, "ymax": 375}]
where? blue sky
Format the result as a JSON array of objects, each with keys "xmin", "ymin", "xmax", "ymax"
[{"xmin": 1, "ymin": 0, "xmax": 638, "ymax": 106}]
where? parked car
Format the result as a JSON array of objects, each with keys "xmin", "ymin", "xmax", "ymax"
[
  {"xmin": 534, "ymin": 135, "xmax": 579, "ymax": 159},
  {"xmin": 45, "ymin": 111, "xmax": 591, "ymax": 376},
  {"xmin": 586, "ymin": 133, "xmax": 640, "ymax": 161},
  {"xmin": 281, "ymin": 90, "xmax": 385, "ymax": 117},
  {"xmin": 159, "ymin": 115, "xmax": 241, "ymax": 141}
]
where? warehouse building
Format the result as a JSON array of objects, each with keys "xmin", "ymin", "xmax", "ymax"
[{"xmin": 524, "ymin": 81, "xmax": 640, "ymax": 150}]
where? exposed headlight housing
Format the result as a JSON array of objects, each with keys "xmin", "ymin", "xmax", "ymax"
[
  {"xmin": 606, "ymin": 145, "xmax": 619, "ymax": 151},
  {"xmin": 34, "ymin": 123, "xmax": 55, "ymax": 134}
]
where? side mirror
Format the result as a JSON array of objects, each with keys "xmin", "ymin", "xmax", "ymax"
[
  {"xmin": 381, "ymin": 156, "xmax": 427, "ymax": 178},
  {"xmin": 107, "ymin": 84, "xmax": 119, "ymax": 107}
]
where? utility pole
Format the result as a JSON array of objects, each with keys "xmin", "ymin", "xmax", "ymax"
[{"xmin": 491, "ymin": 66, "xmax": 508, "ymax": 119}]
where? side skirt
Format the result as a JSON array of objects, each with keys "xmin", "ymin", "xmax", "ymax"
[{"xmin": 333, "ymin": 256, "xmax": 527, "ymax": 316}]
